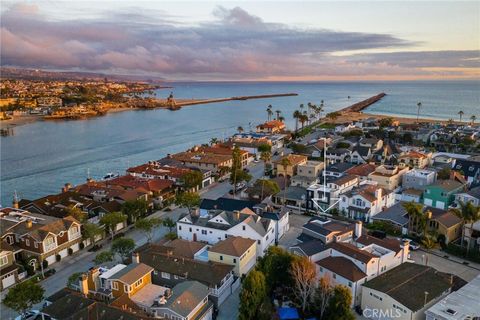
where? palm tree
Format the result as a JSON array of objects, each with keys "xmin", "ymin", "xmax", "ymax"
[
  {"xmin": 452, "ymin": 201, "xmax": 480, "ymax": 252},
  {"xmin": 210, "ymin": 137, "xmax": 218, "ymax": 145},
  {"xmin": 299, "ymin": 114, "xmax": 308, "ymax": 129},
  {"xmin": 280, "ymin": 157, "xmax": 292, "ymax": 205},
  {"xmin": 258, "ymin": 144, "xmax": 272, "ymax": 176},
  {"xmin": 237, "ymin": 126, "xmax": 244, "ymax": 134},
  {"xmin": 403, "ymin": 202, "xmax": 425, "ymax": 236},
  {"xmin": 470, "ymin": 115, "xmax": 477, "ymax": 125},
  {"xmin": 266, "ymin": 108, "xmax": 273, "ymax": 121},
  {"xmin": 278, "ymin": 116, "xmax": 285, "ymax": 122},
  {"xmin": 293, "ymin": 110, "xmax": 301, "ymax": 132},
  {"xmin": 458, "ymin": 110, "xmax": 464, "ymax": 123},
  {"xmin": 416, "ymin": 102, "xmax": 422, "ymax": 123},
  {"xmin": 275, "ymin": 110, "xmax": 281, "ymax": 120}
]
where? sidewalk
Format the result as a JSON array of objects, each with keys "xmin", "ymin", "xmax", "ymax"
[{"xmin": 426, "ymin": 248, "xmax": 480, "ymax": 271}]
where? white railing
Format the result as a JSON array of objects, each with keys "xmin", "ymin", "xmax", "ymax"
[{"xmin": 209, "ymin": 273, "xmax": 234, "ymax": 296}]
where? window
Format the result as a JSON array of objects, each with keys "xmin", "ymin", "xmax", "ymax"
[
  {"xmin": 134, "ymin": 279, "xmax": 143, "ymax": 287},
  {"xmin": 6, "ymin": 236, "xmax": 13, "ymax": 245},
  {"xmin": 161, "ymin": 272, "xmax": 171, "ymax": 279},
  {"xmin": 242, "ymin": 226, "xmax": 246, "ymax": 231},
  {"xmin": 220, "ymin": 255, "xmax": 223, "ymax": 261},
  {"xmin": 201, "ymin": 230, "xmax": 207, "ymax": 235},
  {"xmin": 257, "ymin": 240, "xmax": 261, "ymax": 245},
  {"xmin": 189, "ymin": 227, "xmax": 192, "ymax": 232},
  {"xmin": 25, "ymin": 239, "xmax": 30, "ymax": 246},
  {"xmin": 233, "ymin": 258, "xmax": 237, "ymax": 263},
  {"xmin": 333, "ymin": 274, "xmax": 336, "ymax": 279},
  {"xmin": 0, "ymin": 255, "xmax": 7, "ymax": 267},
  {"xmin": 34, "ymin": 242, "xmax": 38, "ymax": 248},
  {"xmin": 348, "ymin": 282, "xmax": 352, "ymax": 287},
  {"xmin": 112, "ymin": 282, "xmax": 119, "ymax": 290},
  {"xmin": 179, "ymin": 226, "xmax": 182, "ymax": 230}
]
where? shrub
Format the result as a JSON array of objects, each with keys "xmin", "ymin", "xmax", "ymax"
[
  {"xmin": 444, "ymin": 243, "xmax": 480, "ymax": 263},
  {"xmin": 42, "ymin": 260, "xmax": 48, "ymax": 269},
  {"xmin": 165, "ymin": 232, "xmax": 178, "ymax": 240},
  {"xmin": 25, "ymin": 264, "xmax": 35, "ymax": 276},
  {"xmin": 68, "ymin": 248, "xmax": 74, "ymax": 255},
  {"xmin": 366, "ymin": 221, "xmax": 401, "ymax": 236},
  {"xmin": 79, "ymin": 242, "xmax": 85, "ymax": 250},
  {"xmin": 55, "ymin": 254, "xmax": 61, "ymax": 262}
]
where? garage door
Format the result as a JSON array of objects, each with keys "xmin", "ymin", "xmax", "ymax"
[
  {"xmin": 436, "ymin": 201, "xmax": 445, "ymax": 209},
  {"xmin": 70, "ymin": 243, "xmax": 80, "ymax": 253},
  {"xmin": 46, "ymin": 254, "xmax": 56, "ymax": 265},
  {"xmin": 59, "ymin": 248, "xmax": 68, "ymax": 258},
  {"xmin": 2, "ymin": 274, "xmax": 16, "ymax": 289},
  {"xmin": 424, "ymin": 199, "xmax": 433, "ymax": 206}
]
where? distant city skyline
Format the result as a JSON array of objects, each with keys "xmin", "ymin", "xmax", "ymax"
[{"xmin": 1, "ymin": 1, "xmax": 479, "ymax": 80}]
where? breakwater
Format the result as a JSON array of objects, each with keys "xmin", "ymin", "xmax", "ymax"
[{"xmin": 339, "ymin": 93, "xmax": 386, "ymax": 113}]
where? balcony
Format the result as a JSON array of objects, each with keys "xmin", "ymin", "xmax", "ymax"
[
  {"xmin": 209, "ymin": 273, "xmax": 234, "ymax": 296},
  {"xmin": 44, "ymin": 243, "xmax": 57, "ymax": 252}
]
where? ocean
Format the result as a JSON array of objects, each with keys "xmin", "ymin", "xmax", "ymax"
[{"xmin": 1, "ymin": 80, "xmax": 479, "ymax": 204}]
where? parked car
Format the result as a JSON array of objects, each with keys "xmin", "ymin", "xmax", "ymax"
[
  {"xmin": 369, "ymin": 230, "xmax": 386, "ymax": 239},
  {"xmin": 253, "ymin": 159, "xmax": 260, "ymax": 163},
  {"xmin": 15, "ymin": 310, "xmax": 40, "ymax": 320},
  {"xmin": 402, "ymin": 238, "xmax": 420, "ymax": 250},
  {"xmin": 88, "ymin": 244, "xmax": 103, "ymax": 252}
]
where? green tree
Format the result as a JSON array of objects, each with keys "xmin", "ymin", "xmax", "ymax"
[
  {"xmin": 280, "ymin": 156, "xmax": 292, "ymax": 204},
  {"xmin": 82, "ymin": 222, "xmax": 104, "ymax": 246},
  {"xmin": 3, "ymin": 279, "xmax": 44, "ymax": 317},
  {"xmin": 452, "ymin": 201, "xmax": 480, "ymax": 252},
  {"xmin": 293, "ymin": 110, "xmax": 301, "ymax": 132},
  {"xmin": 67, "ymin": 272, "xmax": 83, "ymax": 288},
  {"xmin": 175, "ymin": 192, "xmax": 201, "ymax": 215},
  {"xmin": 122, "ymin": 199, "xmax": 148, "ymax": 224},
  {"xmin": 180, "ymin": 170, "xmax": 204, "ymax": 190},
  {"xmin": 247, "ymin": 179, "xmax": 280, "ymax": 201},
  {"xmin": 100, "ymin": 211, "xmax": 127, "ymax": 239},
  {"xmin": 162, "ymin": 217, "xmax": 176, "ymax": 233},
  {"xmin": 111, "ymin": 237, "xmax": 136, "ymax": 262},
  {"xmin": 324, "ymin": 285, "xmax": 355, "ymax": 320},
  {"xmin": 437, "ymin": 167, "xmax": 451, "ymax": 180},
  {"xmin": 403, "ymin": 202, "xmax": 426, "ymax": 236},
  {"xmin": 326, "ymin": 111, "xmax": 340, "ymax": 121},
  {"xmin": 230, "ymin": 145, "xmax": 252, "ymax": 194},
  {"xmin": 94, "ymin": 251, "xmax": 114, "ymax": 265},
  {"xmin": 257, "ymin": 246, "xmax": 294, "ymax": 293},
  {"xmin": 379, "ymin": 117, "xmax": 394, "ymax": 128},
  {"xmin": 135, "ymin": 218, "xmax": 162, "ymax": 243},
  {"xmin": 239, "ymin": 269, "xmax": 267, "ymax": 320},
  {"xmin": 67, "ymin": 205, "xmax": 87, "ymax": 222},
  {"xmin": 258, "ymin": 144, "xmax": 272, "ymax": 175}
]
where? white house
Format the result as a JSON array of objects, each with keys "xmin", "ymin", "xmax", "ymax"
[
  {"xmin": 177, "ymin": 209, "xmax": 288, "ymax": 257},
  {"xmin": 339, "ymin": 184, "xmax": 395, "ymax": 222}
]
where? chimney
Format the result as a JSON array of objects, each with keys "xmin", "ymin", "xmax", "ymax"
[
  {"xmin": 25, "ymin": 219, "xmax": 33, "ymax": 229},
  {"xmin": 425, "ymin": 210, "xmax": 432, "ymax": 220},
  {"xmin": 132, "ymin": 252, "xmax": 140, "ymax": 264},
  {"xmin": 374, "ymin": 187, "xmax": 382, "ymax": 200},
  {"xmin": 355, "ymin": 221, "xmax": 362, "ymax": 239},
  {"xmin": 80, "ymin": 273, "xmax": 89, "ymax": 296},
  {"xmin": 235, "ymin": 211, "xmax": 240, "ymax": 220}
]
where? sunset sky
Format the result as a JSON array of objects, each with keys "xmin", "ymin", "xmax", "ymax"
[{"xmin": 1, "ymin": 1, "xmax": 479, "ymax": 81}]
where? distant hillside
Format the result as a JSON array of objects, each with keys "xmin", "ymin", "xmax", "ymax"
[{"xmin": 0, "ymin": 67, "xmax": 166, "ymax": 83}]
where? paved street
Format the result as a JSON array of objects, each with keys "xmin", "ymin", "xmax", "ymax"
[
  {"xmin": 1, "ymin": 208, "xmax": 187, "ymax": 320},
  {"xmin": 217, "ymin": 286, "xmax": 240, "ymax": 320}
]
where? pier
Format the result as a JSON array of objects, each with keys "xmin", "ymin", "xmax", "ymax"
[{"xmin": 339, "ymin": 93, "xmax": 386, "ymax": 113}]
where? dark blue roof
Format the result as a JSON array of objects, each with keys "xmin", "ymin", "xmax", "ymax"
[{"xmin": 200, "ymin": 197, "xmax": 257, "ymax": 212}]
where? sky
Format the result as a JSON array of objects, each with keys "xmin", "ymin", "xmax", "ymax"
[{"xmin": 1, "ymin": 0, "xmax": 479, "ymax": 81}]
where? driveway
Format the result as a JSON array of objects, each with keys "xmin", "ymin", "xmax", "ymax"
[
  {"xmin": 217, "ymin": 286, "xmax": 240, "ymax": 320},
  {"xmin": 278, "ymin": 214, "xmax": 311, "ymax": 249}
]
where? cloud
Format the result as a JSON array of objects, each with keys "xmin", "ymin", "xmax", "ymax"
[{"xmin": 1, "ymin": 3, "xmax": 478, "ymax": 79}]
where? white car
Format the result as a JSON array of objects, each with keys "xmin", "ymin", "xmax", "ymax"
[
  {"xmin": 253, "ymin": 159, "xmax": 260, "ymax": 163},
  {"xmin": 402, "ymin": 238, "xmax": 420, "ymax": 250},
  {"xmin": 15, "ymin": 310, "xmax": 40, "ymax": 320}
]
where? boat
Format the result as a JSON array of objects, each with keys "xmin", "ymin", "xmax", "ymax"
[{"xmin": 103, "ymin": 172, "xmax": 119, "ymax": 180}]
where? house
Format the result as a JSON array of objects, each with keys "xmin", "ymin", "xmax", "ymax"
[
  {"xmin": 398, "ymin": 150, "xmax": 432, "ymax": 169},
  {"xmin": 425, "ymin": 274, "xmax": 480, "ymax": 320},
  {"xmin": 197, "ymin": 145, "xmax": 249, "ymax": 168},
  {"xmin": 455, "ymin": 186, "xmax": 480, "ymax": 206},
  {"xmin": 423, "ymin": 180, "xmax": 465, "ymax": 209},
  {"xmin": 402, "ymin": 168, "xmax": 437, "ymax": 190},
  {"xmin": 400, "ymin": 188, "xmax": 423, "ymax": 203},
  {"xmin": 199, "ymin": 198, "xmax": 257, "ymax": 216},
  {"xmin": 339, "ymin": 184, "xmax": 395, "ymax": 222},
  {"xmin": 0, "ymin": 241, "xmax": 25, "ymax": 291},
  {"xmin": 350, "ymin": 146, "xmax": 372, "ymax": 164},
  {"xmin": 208, "ymin": 236, "xmax": 257, "ymax": 276},
  {"xmin": 371, "ymin": 202, "xmax": 410, "ymax": 232},
  {"xmin": 452, "ymin": 158, "xmax": 480, "ymax": 186},
  {"xmin": 464, "ymin": 220, "xmax": 480, "ymax": 252},
  {"xmin": 41, "ymin": 289, "xmax": 151, "ymax": 320},
  {"xmin": 176, "ymin": 209, "xmax": 288, "ymax": 257},
  {"xmin": 272, "ymin": 186, "xmax": 307, "ymax": 212},
  {"xmin": 297, "ymin": 218, "xmax": 355, "ymax": 244},
  {"xmin": 359, "ymin": 138, "xmax": 383, "ymax": 152},
  {"xmin": 316, "ymin": 234, "xmax": 409, "ymax": 306},
  {"xmin": 0, "ymin": 207, "xmax": 82, "ymax": 269},
  {"xmin": 274, "ymin": 154, "xmax": 308, "ymax": 178},
  {"xmin": 345, "ymin": 163, "xmax": 378, "ymax": 182},
  {"xmin": 368, "ymin": 165, "xmax": 410, "ymax": 190},
  {"xmin": 106, "ymin": 175, "xmax": 175, "ymax": 205},
  {"xmin": 325, "ymin": 147, "xmax": 352, "ymax": 164},
  {"xmin": 361, "ymin": 263, "xmax": 453, "ymax": 320},
  {"xmin": 134, "ymin": 243, "xmax": 237, "ymax": 306},
  {"xmin": 425, "ymin": 208, "xmax": 463, "ymax": 244},
  {"xmin": 291, "ymin": 160, "xmax": 323, "ymax": 188},
  {"xmin": 306, "ymin": 175, "xmax": 358, "ymax": 213},
  {"xmin": 323, "ymin": 162, "xmax": 357, "ymax": 179},
  {"xmin": 256, "ymin": 120, "xmax": 285, "ymax": 134},
  {"xmin": 171, "ymin": 151, "xmax": 233, "ymax": 173}
]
